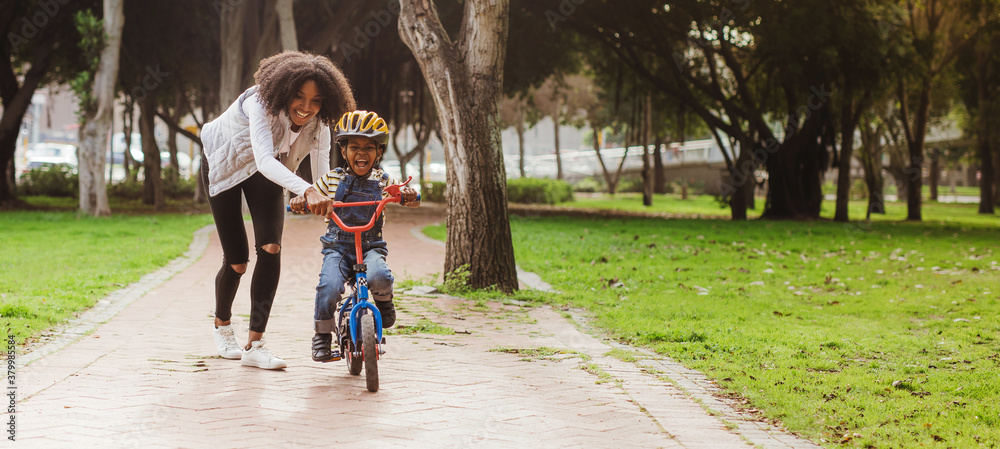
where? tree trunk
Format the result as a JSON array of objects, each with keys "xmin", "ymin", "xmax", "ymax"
[
  {"xmin": 641, "ymin": 94, "xmax": 652, "ymax": 206},
  {"xmin": 976, "ymin": 37, "xmax": 994, "ymax": 213},
  {"xmin": 835, "ymin": 106, "xmax": 856, "ymax": 222},
  {"xmin": 653, "ymin": 133, "xmax": 666, "ymax": 194},
  {"xmin": 219, "ymin": 1, "xmax": 248, "ymax": 109},
  {"xmin": 121, "ymin": 98, "xmax": 133, "ymax": 181},
  {"xmin": 418, "ymin": 146, "xmax": 426, "ymax": 187},
  {"xmin": 762, "ymin": 111, "xmax": 826, "ymax": 220},
  {"xmin": 0, "ymin": 47, "xmax": 55, "ymax": 205},
  {"xmin": 994, "ymin": 134, "xmax": 1000, "ymax": 208},
  {"xmin": 274, "ymin": 0, "xmax": 298, "ymax": 51},
  {"xmin": 553, "ymin": 105, "xmax": 562, "ymax": 180},
  {"xmin": 399, "ymin": 0, "xmax": 518, "ymax": 292},
  {"xmin": 167, "ymin": 127, "xmax": 179, "ymax": 182},
  {"xmin": 729, "ymin": 147, "xmax": 750, "ymax": 220},
  {"xmin": 517, "ymin": 121, "xmax": 525, "ymax": 178},
  {"xmin": 0, "ymin": 121, "xmax": 23, "ymax": 206},
  {"xmin": 79, "ymin": 0, "xmax": 124, "ymax": 216},
  {"xmin": 593, "ymin": 127, "xmax": 615, "ymax": 193},
  {"xmin": 139, "ymin": 98, "xmax": 163, "ymax": 210},
  {"xmin": 928, "ymin": 147, "xmax": 940, "ymax": 201},
  {"xmin": 858, "ymin": 121, "xmax": 886, "ymax": 218},
  {"xmin": 899, "ymin": 78, "xmax": 932, "ymax": 221},
  {"xmin": 0, "ymin": 132, "xmax": 18, "ymax": 204}
]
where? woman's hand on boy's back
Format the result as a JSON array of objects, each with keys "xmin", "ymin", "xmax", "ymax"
[{"xmin": 303, "ymin": 187, "xmax": 333, "ymax": 217}]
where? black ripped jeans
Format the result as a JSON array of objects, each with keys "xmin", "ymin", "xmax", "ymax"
[{"xmin": 207, "ymin": 170, "xmax": 284, "ymax": 333}]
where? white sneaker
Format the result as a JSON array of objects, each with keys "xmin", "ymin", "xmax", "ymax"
[
  {"xmin": 213, "ymin": 325, "xmax": 242, "ymax": 359},
  {"xmin": 241, "ymin": 340, "xmax": 287, "ymax": 370}
]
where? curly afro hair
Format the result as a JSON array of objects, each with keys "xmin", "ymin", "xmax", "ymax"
[{"xmin": 253, "ymin": 51, "xmax": 356, "ymax": 127}]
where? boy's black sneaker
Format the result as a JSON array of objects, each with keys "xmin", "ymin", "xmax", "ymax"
[
  {"xmin": 311, "ymin": 333, "xmax": 340, "ymax": 362},
  {"xmin": 376, "ymin": 300, "xmax": 396, "ymax": 328}
]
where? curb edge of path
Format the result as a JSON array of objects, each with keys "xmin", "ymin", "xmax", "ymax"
[
  {"xmin": 562, "ymin": 309, "xmax": 823, "ymax": 449},
  {"xmin": 19, "ymin": 224, "xmax": 214, "ymax": 367}
]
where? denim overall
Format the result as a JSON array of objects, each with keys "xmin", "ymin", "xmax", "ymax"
[{"xmin": 313, "ymin": 170, "xmax": 394, "ymax": 333}]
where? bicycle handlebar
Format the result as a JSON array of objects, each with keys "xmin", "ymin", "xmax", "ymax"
[{"xmin": 286, "ymin": 176, "xmax": 420, "ymax": 235}]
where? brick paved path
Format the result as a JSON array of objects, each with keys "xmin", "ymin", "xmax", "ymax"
[{"xmin": 16, "ymin": 206, "xmax": 820, "ymax": 448}]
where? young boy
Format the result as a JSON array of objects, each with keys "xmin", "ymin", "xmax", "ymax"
[{"xmin": 291, "ymin": 110, "xmax": 420, "ymax": 362}]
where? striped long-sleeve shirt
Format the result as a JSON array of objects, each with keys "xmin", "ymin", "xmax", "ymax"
[
  {"xmin": 313, "ymin": 167, "xmax": 395, "ymax": 200},
  {"xmin": 313, "ymin": 167, "xmax": 398, "ymax": 229}
]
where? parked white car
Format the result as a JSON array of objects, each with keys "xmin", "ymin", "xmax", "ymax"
[{"xmin": 19, "ymin": 142, "xmax": 78, "ymax": 177}]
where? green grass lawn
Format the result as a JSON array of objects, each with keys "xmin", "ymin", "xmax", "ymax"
[
  {"xmin": 820, "ymin": 182, "xmax": 981, "ymax": 198},
  {"xmin": 564, "ymin": 192, "xmax": 998, "ymax": 226},
  {"xmin": 427, "ymin": 199, "xmax": 1000, "ymax": 447},
  {"xmin": 1, "ymin": 198, "xmax": 212, "ymax": 346},
  {"xmin": 564, "ymin": 193, "xmax": 753, "ymax": 217}
]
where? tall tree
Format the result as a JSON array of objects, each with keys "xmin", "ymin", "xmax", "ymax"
[
  {"xmin": 955, "ymin": 0, "xmax": 1000, "ymax": 214},
  {"xmin": 398, "ymin": 0, "xmax": 518, "ymax": 292},
  {"xmin": 532, "ymin": 77, "xmax": 566, "ymax": 180},
  {"xmin": 895, "ymin": 0, "xmax": 983, "ymax": 220},
  {"xmin": 119, "ymin": 0, "xmax": 218, "ymax": 209},
  {"xmin": 830, "ymin": 1, "xmax": 895, "ymax": 222},
  {"xmin": 857, "ymin": 105, "xmax": 893, "ymax": 218},
  {"xmin": 388, "ymin": 62, "xmax": 435, "ymax": 182},
  {"xmin": 499, "ymin": 92, "xmax": 533, "ymax": 178},
  {"xmin": 0, "ymin": 0, "xmax": 96, "ymax": 205},
  {"xmin": 77, "ymin": 1, "xmax": 124, "ymax": 216}
]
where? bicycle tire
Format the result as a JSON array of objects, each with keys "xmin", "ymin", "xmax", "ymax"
[{"xmin": 361, "ymin": 313, "xmax": 379, "ymax": 392}]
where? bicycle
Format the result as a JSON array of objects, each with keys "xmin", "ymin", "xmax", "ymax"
[{"xmin": 289, "ymin": 177, "xmax": 418, "ymax": 392}]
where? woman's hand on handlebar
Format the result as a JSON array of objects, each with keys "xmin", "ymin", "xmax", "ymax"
[
  {"xmin": 304, "ymin": 187, "xmax": 333, "ymax": 217},
  {"xmin": 289, "ymin": 195, "xmax": 308, "ymax": 214}
]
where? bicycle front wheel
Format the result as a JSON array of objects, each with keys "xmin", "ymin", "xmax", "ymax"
[
  {"xmin": 361, "ymin": 313, "xmax": 379, "ymax": 392},
  {"xmin": 344, "ymin": 317, "xmax": 362, "ymax": 375}
]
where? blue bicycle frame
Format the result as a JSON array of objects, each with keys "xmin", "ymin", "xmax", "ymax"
[{"xmin": 337, "ymin": 270, "xmax": 384, "ymax": 347}]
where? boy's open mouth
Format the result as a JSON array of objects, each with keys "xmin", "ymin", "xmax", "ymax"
[{"xmin": 354, "ymin": 157, "xmax": 370, "ymax": 172}]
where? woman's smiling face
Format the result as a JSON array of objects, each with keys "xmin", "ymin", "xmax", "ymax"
[
  {"xmin": 341, "ymin": 136, "xmax": 381, "ymax": 176},
  {"xmin": 288, "ymin": 79, "xmax": 322, "ymax": 127}
]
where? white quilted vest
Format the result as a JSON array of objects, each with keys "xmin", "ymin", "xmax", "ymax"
[{"xmin": 202, "ymin": 86, "xmax": 326, "ymax": 197}]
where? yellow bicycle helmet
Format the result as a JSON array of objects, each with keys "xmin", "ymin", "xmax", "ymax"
[{"xmin": 334, "ymin": 110, "xmax": 389, "ymax": 147}]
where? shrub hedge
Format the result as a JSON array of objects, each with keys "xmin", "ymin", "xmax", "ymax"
[
  {"xmin": 506, "ymin": 178, "xmax": 573, "ymax": 204},
  {"xmin": 18, "ymin": 166, "xmax": 78, "ymax": 197}
]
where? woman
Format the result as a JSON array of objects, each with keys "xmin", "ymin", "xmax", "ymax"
[{"xmin": 201, "ymin": 51, "xmax": 355, "ymax": 369}]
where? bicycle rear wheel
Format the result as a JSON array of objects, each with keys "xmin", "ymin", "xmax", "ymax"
[{"xmin": 361, "ymin": 313, "xmax": 379, "ymax": 392}]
